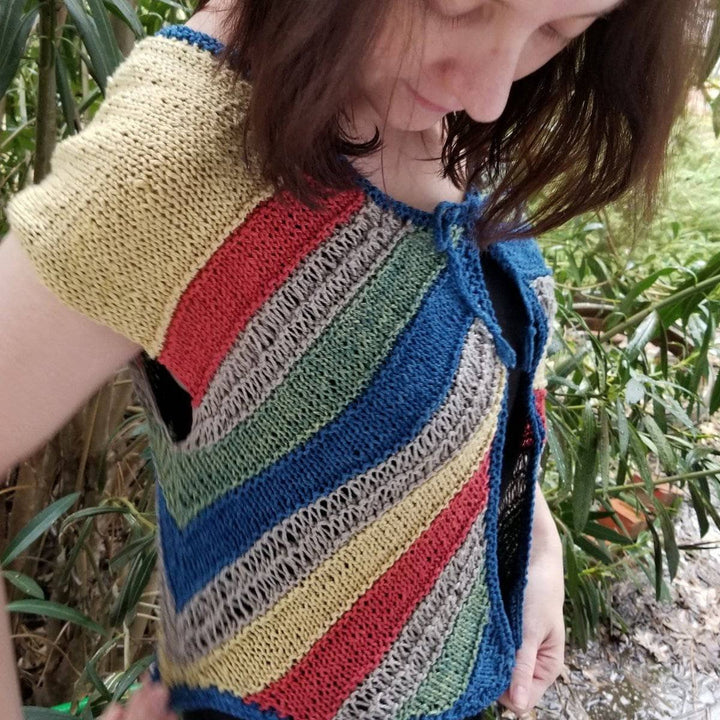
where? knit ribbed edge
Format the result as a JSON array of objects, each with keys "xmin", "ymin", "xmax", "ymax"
[{"xmin": 155, "ymin": 23, "xmax": 225, "ymax": 56}]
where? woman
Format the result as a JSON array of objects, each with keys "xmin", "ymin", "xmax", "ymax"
[{"xmin": 0, "ymin": 0, "xmax": 706, "ymax": 718}]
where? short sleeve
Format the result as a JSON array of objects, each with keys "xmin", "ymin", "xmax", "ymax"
[{"xmin": 5, "ymin": 30, "xmax": 272, "ymax": 358}]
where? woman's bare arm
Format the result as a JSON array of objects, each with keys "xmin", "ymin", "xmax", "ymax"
[
  {"xmin": 0, "ymin": 230, "xmax": 143, "ymax": 717},
  {"xmin": 0, "ymin": 231, "xmax": 142, "ymax": 477}
]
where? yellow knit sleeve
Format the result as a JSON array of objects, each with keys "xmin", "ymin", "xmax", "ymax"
[{"xmin": 5, "ymin": 31, "xmax": 272, "ymax": 357}]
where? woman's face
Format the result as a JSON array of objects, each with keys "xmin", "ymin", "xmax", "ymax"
[{"xmin": 353, "ymin": 0, "xmax": 626, "ymax": 134}]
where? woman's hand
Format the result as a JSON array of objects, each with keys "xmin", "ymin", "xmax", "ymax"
[
  {"xmin": 497, "ymin": 483, "xmax": 566, "ymax": 716},
  {"xmin": 100, "ymin": 675, "xmax": 178, "ymax": 720}
]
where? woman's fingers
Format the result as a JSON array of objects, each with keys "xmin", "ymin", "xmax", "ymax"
[
  {"xmin": 122, "ymin": 679, "xmax": 178, "ymax": 720},
  {"xmin": 96, "ymin": 671, "xmax": 177, "ymax": 720},
  {"xmin": 93, "ymin": 671, "xmax": 178, "ymax": 720},
  {"xmin": 509, "ymin": 638, "xmax": 538, "ymax": 713},
  {"xmin": 99, "ymin": 703, "xmax": 125, "ymax": 720}
]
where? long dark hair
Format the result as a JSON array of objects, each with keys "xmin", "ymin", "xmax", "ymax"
[{"xmin": 192, "ymin": 0, "xmax": 708, "ymax": 248}]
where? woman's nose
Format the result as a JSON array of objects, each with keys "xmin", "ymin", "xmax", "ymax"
[{"xmin": 443, "ymin": 41, "xmax": 523, "ymax": 124}]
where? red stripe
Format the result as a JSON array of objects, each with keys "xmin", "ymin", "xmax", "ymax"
[
  {"xmin": 534, "ymin": 387, "xmax": 547, "ymax": 429},
  {"xmin": 246, "ymin": 451, "xmax": 492, "ymax": 720},
  {"xmin": 159, "ymin": 188, "xmax": 366, "ymax": 406}
]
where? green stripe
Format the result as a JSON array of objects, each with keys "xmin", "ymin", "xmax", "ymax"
[
  {"xmin": 397, "ymin": 557, "xmax": 491, "ymax": 719},
  {"xmin": 154, "ymin": 226, "xmax": 445, "ymax": 528}
]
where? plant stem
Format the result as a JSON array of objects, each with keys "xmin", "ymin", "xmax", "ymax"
[{"xmin": 34, "ymin": 0, "xmax": 59, "ymax": 183}]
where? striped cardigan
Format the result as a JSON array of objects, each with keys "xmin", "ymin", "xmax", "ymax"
[{"xmin": 6, "ymin": 24, "xmax": 557, "ymax": 720}]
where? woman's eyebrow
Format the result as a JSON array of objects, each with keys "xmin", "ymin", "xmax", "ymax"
[{"xmin": 492, "ymin": 0, "xmax": 628, "ymax": 19}]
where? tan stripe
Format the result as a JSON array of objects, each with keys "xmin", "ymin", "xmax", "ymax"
[
  {"xmin": 181, "ymin": 201, "xmax": 406, "ymax": 450},
  {"xmin": 530, "ymin": 274, "xmax": 556, "ymax": 391},
  {"xmin": 334, "ymin": 504, "xmax": 488, "ymax": 720}
]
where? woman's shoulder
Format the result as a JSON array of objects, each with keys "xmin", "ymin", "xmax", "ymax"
[
  {"xmin": 109, "ymin": 19, "xmax": 246, "ymax": 126},
  {"xmin": 181, "ymin": 0, "xmax": 235, "ymax": 46}
]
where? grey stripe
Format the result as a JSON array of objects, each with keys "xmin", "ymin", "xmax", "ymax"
[
  {"xmin": 179, "ymin": 201, "xmax": 407, "ymax": 451},
  {"xmin": 530, "ymin": 274, "xmax": 557, "ymax": 330},
  {"xmin": 159, "ymin": 320, "xmax": 504, "ymax": 664},
  {"xmin": 334, "ymin": 506, "xmax": 488, "ymax": 720}
]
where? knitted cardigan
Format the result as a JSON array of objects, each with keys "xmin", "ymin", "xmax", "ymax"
[{"xmin": 6, "ymin": 24, "xmax": 557, "ymax": 720}]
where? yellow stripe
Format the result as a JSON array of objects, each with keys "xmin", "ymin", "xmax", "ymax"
[
  {"xmin": 5, "ymin": 35, "xmax": 273, "ymax": 356},
  {"xmin": 157, "ymin": 376, "xmax": 505, "ymax": 695}
]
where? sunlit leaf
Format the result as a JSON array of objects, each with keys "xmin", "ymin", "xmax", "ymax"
[
  {"xmin": 626, "ymin": 311, "xmax": 659, "ymax": 364},
  {"xmin": 61, "ymin": 504, "xmax": 132, "ymax": 531},
  {"xmin": 643, "ymin": 415, "xmax": 678, "ymax": 475},
  {"xmin": 625, "ymin": 377, "xmax": 645, "ymax": 405},
  {"xmin": 615, "ymin": 396, "xmax": 629, "ymax": 456}
]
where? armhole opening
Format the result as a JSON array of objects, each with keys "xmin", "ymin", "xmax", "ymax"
[{"xmin": 129, "ymin": 352, "xmax": 193, "ymax": 443}]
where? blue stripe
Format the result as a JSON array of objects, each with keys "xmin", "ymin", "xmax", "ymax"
[
  {"xmin": 489, "ymin": 237, "xmax": 552, "ymax": 283},
  {"xmin": 157, "ymin": 267, "xmax": 476, "ymax": 610},
  {"xmin": 166, "ymin": 682, "xmax": 285, "ymax": 720},
  {"xmin": 487, "ymin": 238, "xmax": 552, "ymax": 373}
]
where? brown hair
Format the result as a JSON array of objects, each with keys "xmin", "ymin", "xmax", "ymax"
[{"xmin": 192, "ymin": 0, "xmax": 709, "ymax": 249}]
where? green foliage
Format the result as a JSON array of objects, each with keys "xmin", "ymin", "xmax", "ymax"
[
  {"xmin": 538, "ymin": 115, "xmax": 720, "ymax": 647},
  {"xmin": 0, "ymin": 1, "xmax": 38, "ymax": 100},
  {"xmin": 1, "ymin": 493, "xmax": 80, "ymax": 567},
  {"xmin": 6, "ymin": 599, "xmax": 108, "ymax": 637},
  {"xmin": 23, "ymin": 709, "xmax": 72, "ymax": 720},
  {"xmin": 0, "ymin": 0, "xmax": 196, "ymax": 233}
]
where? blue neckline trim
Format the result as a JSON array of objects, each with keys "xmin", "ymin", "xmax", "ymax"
[
  {"xmin": 154, "ymin": 23, "xmax": 226, "ymax": 56},
  {"xmin": 337, "ymin": 155, "xmax": 485, "ymax": 230},
  {"xmin": 153, "ymin": 23, "xmax": 558, "ymax": 372}
]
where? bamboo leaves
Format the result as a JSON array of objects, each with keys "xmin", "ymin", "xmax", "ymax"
[
  {"xmin": 0, "ymin": 492, "xmax": 80, "ymax": 567},
  {"xmin": 63, "ymin": 0, "xmax": 125, "ymax": 93},
  {"xmin": 1, "ymin": 570, "xmax": 44, "ymax": 599},
  {"xmin": 541, "ymin": 193, "xmax": 720, "ymax": 645},
  {"xmin": 104, "ymin": 0, "xmax": 145, "ymax": 38},
  {"xmin": 6, "ymin": 599, "xmax": 108, "ymax": 636},
  {"xmin": 572, "ymin": 400, "xmax": 598, "ymax": 533},
  {"xmin": 0, "ymin": 0, "xmax": 38, "ymax": 100}
]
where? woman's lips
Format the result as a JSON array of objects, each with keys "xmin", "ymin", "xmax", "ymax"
[{"xmin": 406, "ymin": 82, "xmax": 454, "ymax": 114}]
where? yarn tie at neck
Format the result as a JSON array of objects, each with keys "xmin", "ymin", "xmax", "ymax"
[{"xmin": 433, "ymin": 193, "xmax": 518, "ymax": 370}]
